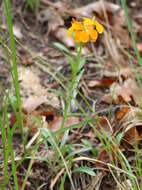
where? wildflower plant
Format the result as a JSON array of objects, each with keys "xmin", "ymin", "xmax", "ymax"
[{"xmin": 59, "ymin": 17, "xmax": 104, "ymax": 134}]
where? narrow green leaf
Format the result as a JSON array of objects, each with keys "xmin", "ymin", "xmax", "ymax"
[
  {"xmin": 73, "ymin": 69, "xmax": 84, "ymax": 90},
  {"xmin": 78, "ymin": 53, "xmax": 93, "ymax": 71},
  {"xmin": 54, "ymin": 42, "xmax": 71, "ymax": 54},
  {"xmin": 81, "ymin": 139, "xmax": 92, "ymax": 147},
  {"xmin": 47, "ymin": 88, "xmax": 66, "ymax": 100},
  {"xmin": 73, "ymin": 166, "xmax": 96, "ymax": 176},
  {"xmin": 66, "ymin": 147, "xmax": 91, "ymax": 159}
]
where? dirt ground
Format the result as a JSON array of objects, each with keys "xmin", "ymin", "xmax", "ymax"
[{"xmin": 0, "ymin": 0, "xmax": 142, "ymax": 189}]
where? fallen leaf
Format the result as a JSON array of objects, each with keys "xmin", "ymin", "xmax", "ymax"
[
  {"xmin": 48, "ymin": 114, "xmax": 80, "ymax": 133},
  {"xmin": 10, "ymin": 109, "xmax": 56, "ymax": 137},
  {"xmin": 38, "ymin": 7, "xmax": 64, "ymax": 32},
  {"xmin": 103, "ymin": 67, "xmax": 134, "ymax": 79},
  {"xmin": 123, "ymin": 127, "xmax": 140, "ymax": 146},
  {"xmin": 95, "ymin": 149, "xmax": 110, "ymax": 169},
  {"xmin": 95, "ymin": 148, "xmax": 115, "ymax": 169},
  {"xmin": 11, "ymin": 112, "xmax": 80, "ymax": 137},
  {"xmin": 74, "ymin": 1, "xmax": 120, "ymax": 19},
  {"xmin": 10, "ymin": 111, "xmax": 43, "ymax": 136},
  {"xmin": 39, "ymin": 109, "xmax": 56, "ymax": 117},
  {"xmin": 118, "ymin": 107, "xmax": 142, "ymax": 145},
  {"xmin": 88, "ymin": 77, "xmax": 116, "ymax": 88},
  {"xmin": 115, "ymin": 106, "xmax": 130, "ymax": 120},
  {"xmin": 86, "ymin": 117, "xmax": 113, "ymax": 139},
  {"xmin": 22, "ymin": 96, "xmax": 48, "ymax": 114},
  {"xmin": 123, "ymin": 78, "xmax": 142, "ymax": 105},
  {"xmin": 95, "ymin": 145, "xmax": 124, "ymax": 170},
  {"xmin": 102, "ymin": 78, "xmax": 142, "ymax": 105},
  {"xmin": 96, "ymin": 117, "xmax": 112, "ymax": 135}
]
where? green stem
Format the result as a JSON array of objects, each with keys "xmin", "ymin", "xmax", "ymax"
[{"xmin": 57, "ymin": 43, "xmax": 83, "ymax": 142}]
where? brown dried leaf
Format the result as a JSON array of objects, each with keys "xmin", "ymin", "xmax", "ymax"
[
  {"xmin": 10, "ymin": 109, "xmax": 56, "ymax": 136},
  {"xmin": 22, "ymin": 96, "xmax": 48, "ymax": 114},
  {"xmin": 118, "ymin": 107, "xmax": 142, "ymax": 145},
  {"xmin": 95, "ymin": 145, "xmax": 124, "ymax": 169},
  {"xmin": 88, "ymin": 77, "xmax": 116, "ymax": 88},
  {"xmin": 74, "ymin": 1, "xmax": 120, "ymax": 19},
  {"xmin": 48, "ymin": 114, "xmax": 80, "ymax": 133},
  {"xmin": 103, "ymin": 67, "xmax": 134, "ymax": 79},
  {"xmin": 87, "ymin": 117, "xmax": 113, "ymax": 138},
  {"xmin": 95, "ymin": 148, "xmax": 116, "ymax": 170},
  {"xmin": 111, "ymin": 81, "xmax": 132, "ymax": 104},
  {"xmin": 113, "ymin": 10, "xmax": 127, "ymax": 30},
  {"xmin": 123, "ymin": 127, "xmax": 140, "ymax": 146},
  {"xmin": 104, "ymin": 78, "xmax": 142, "ymax": 105},
  {"xmin": 10, "ymin": 111, "xmax": 42, "ymax": 136},
  {"xmin": 95, "ymin": 149, "xmax": 110, "ymax": 169},
  {"xmin": 39, "ymin": 109, "xmax": 56, "ymax": 117},
  {"xmin": 96, "ymin": 117, "xmax": 112, "ymax": 134},
  {"xmin": 115, "ymin": 106, "xmax": 130, "ymax": 120},
  {"xmin": 48, "ymin": 9, "xmax": 64, "ymax": 32}
]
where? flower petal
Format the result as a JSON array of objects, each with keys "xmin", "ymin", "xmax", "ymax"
[
  {"xmin": 79, "ymin": 31, "xmax": 89, "ymax": 43},
  {"xmin": 67, "ymin": 27, "xmax": 74, "ymax": 37},
  {"xmin": 95, "ymin": 22, "xmax": 104, "ymax": 34},
  {"xmin": 73, "ymin": 31, "xmax": 81, "ymax": 42},
  {"xmin": 88, "ymin": 27, "xmax": 98, "ymax": 42},
  {"xmin": 72, "ymin": 21, "xmax": 84, "ymax": 30},
  {"xmin": 83, "ymin": 17, "xmax": 96, "ymax": 26}
]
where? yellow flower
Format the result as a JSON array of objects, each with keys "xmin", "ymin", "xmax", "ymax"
[{"xmin": 67, "ymin": 17, "xmax": 103, "ymax": 43}]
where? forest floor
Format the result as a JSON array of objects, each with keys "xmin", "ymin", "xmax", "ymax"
[{"xmin": 0, "ymin": 0, "xmax": 142, "ymax": 189}]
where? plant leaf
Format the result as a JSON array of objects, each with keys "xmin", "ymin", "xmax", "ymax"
[
  {"xmin": 54, "ymin": 42, "xmax": 71, "ymax": 55},
  {"xmin": 73, "ymin": 166, "xmax": 96, "ymax": 176}
]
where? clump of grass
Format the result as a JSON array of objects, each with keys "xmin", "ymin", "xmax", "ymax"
[{"xmin": 3, "ymin": 0, "xmax": 24, "ymax": 145}]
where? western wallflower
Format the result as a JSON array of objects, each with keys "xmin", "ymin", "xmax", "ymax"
[{"xmin": 67, "ymin": 17, "xmax": 103, "ymax": 43}]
